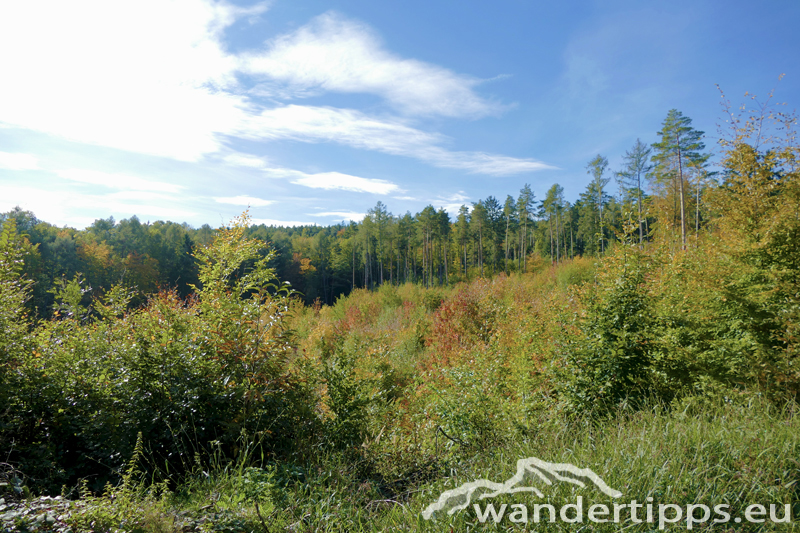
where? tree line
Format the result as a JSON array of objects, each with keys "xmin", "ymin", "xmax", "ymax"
[{"xmin": 1, "ymin": 108, "xmax": 713, "ymax": 314}]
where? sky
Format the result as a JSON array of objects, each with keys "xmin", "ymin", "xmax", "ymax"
[{"xmin": 1, "ymin": 0, "xmax": 798, "ymax": 229}]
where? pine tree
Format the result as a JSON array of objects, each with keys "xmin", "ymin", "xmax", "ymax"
[
  {"xmin": 470, "ymin": 201, "xmax": 489, "ymax": 277},
  {"xmin": 455, "ymin": 205, "xmax": 470, "ymax": 278},
  {"xmin": 586, "ymin": 155, "xmax": 610, "ymax": 254},
  {"xmin": 516, "ymin": 184, "xmax": 534, "ymax": 272},
  {"xmin": 651, "ymin": 110, "xmax": 710, "ymax": 249},
  {"xmin": 615, "ymin": 139, "xmax": 652, "ymax": 245},
  {"xmin": 502, "ymin": 195, "xmax": 516, "ymax": 274}
]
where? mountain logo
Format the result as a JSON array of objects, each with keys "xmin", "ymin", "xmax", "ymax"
[{"xmin": 421, "ymin": 457, "xmax": 622, "ymax": 520}]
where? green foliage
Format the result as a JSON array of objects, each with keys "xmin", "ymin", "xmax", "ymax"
[
  {"xmin": 95, "ymin": 282, "xmax": 136, "ymax": 321},
  {"xmin": 0, "ymin": 213, "xmax": 305, "ymax": 494},
  {"xmin": 49, "ymin": 273, "xmax": 90, "ymax": 320},
  {"xmin": 0, "ymin": 219, "xmax": 33, "ymax": 364},
  {"xmin": 555, "ymin": 255, "xmax": 595, "ymax": 287},
  {"xmin": 556, "ymin": 240, "xmax": 659, "ymax": 413},
  {"xmin": 421, "ymin": 289, "xmax": 443, "ymax": 312}
]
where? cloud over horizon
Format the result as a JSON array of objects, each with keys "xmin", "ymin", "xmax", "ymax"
[
  {"xmin": 0, "ymin": 1, "xmax": 550, "ymax": 177},
  {"xmin": 241, "ymin": 12, "xmax": 504, "ymax": 118},
  {"xmin": 0, "ymin": 0, "xmax": 568, "ymax": 229}
]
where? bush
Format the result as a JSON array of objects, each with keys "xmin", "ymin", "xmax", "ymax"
[
  {"xmin": 1, "ymin": 213, "xmax": 305, "ymax": 493},
  {"xmin": 555, "ymin": 242, "xmax": 661, "ymax": 413}
]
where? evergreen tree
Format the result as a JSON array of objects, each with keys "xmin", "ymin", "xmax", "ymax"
[
  {"xmin": 615, "ymin": 139, "xmax": 653, "ymax": 245},
  {"xmin": 455, "ymin": 205, "xmax": 470, "ymax": 278},
  {"xmin": 470, "ymin": 201, "xmax": 489, "ymax": 277},
  {"xmin": 502, "ymin": 195, "xmax": 516, "ymax": 273},
  {"xmin": 516, "ymin": 184, "xmax": 534, "ymax": 272},
  {"xmin": 586, "ymin": 155, "xmax": 610, "ymax": 253},
  {"xmin": 651, "ymin": 109, "xmax": 710, "ymax": 248}
]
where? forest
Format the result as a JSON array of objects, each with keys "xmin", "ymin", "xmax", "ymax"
[
  {"xmin": 1, "ymin": 96, "xmax": 799, "ymax": 531},
  {"xmin": 3, "ymin": 109, "xmax": 708, "ymax": 315}
]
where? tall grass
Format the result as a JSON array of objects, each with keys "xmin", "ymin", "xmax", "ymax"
[{"xmin": 34, "ymin": 396, "xmax": 790, "ymax": 532}]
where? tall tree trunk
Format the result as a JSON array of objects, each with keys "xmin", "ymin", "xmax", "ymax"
[
  {"xmin": 479, "ymin": 229, "xmax": 484, "ymax": 277},
  {"xmin": 637, "ymin": 175, "xmax": 644, "ymax": 246},
  {"xmin": 504, "ymin": 217, "xmax": 510, "ymax": 274},
  {"xmin": 676, "ymin": 132, "xmax": 687, "ymax": 249},
  {"xmin": 443, "ymin": 240, "xmax": 450, "ymax": 285},
  {"xmin": 598, "ymin": 204, "xmax": 604, "ymax": 254},
  {"xmin": 570, "ymin": 223, "xmax": 574, "ymax": 259},
  {"xmin": 556, "ymin": 211, "xmax": 560, "ymax": 264},
  {"xmin": 695, "ymin": 174, "xmax": 701, "ymax": 242}
]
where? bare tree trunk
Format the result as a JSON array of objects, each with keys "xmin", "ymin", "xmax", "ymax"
[
  {"xmin": 637, "ymin": 177, "xmax": 644, "ymax": 246},
  {"xmin": 677, "ymin": 135, "xmax": 687, "ymax": 250},
  {"xmin": 695, "ymin": 173, "xmax": 701, "ymax": 243},
  {"xmin": 504, "ymin": 217, "xmax": 510, "ymax": 275},
  {"xmin": 444, "ymin": 245, "xmax": 450, "ymax": 285},
  {"xmin": 556, "ymin": 210, "xmax": 560, "ymax": 264}
]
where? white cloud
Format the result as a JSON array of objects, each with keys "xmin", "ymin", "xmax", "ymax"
[
  {"xmin": 0, "ymin": 184, "xmax": 194, "ymax": 228},
  {"xmin": 434, "ymin": 191, "xmax": 471, "ymax": 214},
  {"xmin": 290, "ymin": 172, "xmax": 398, "ymax": 194},
  {"xmin": 251, "ymin": 217, "xmax": 315, "ymax": 227},
  {"xmin": 422, "ymin": 149, "xmax": 556, "ymax": 175},
  {"xmin": 241, "ymin": 105, "xmax": 553, "ymax": 176},
  {"xmin": 103, "ymin": 203, "xmax": 196, "ymax": 220},
  {"xmin": 242, "ymin": 12, "xmax": 502, "ymax": 118},
  {"xmin": 263, "ymin": 166, "xmax": 399, "ymax": 194},
  {"xmin": 56, "ymin": 169, "xmax": 183, "ymax": 193},
  {"xmin": 0, "ymin": 0, "xmax": 255, "ymax": 161},
  {"xmin": 215, "ymin": 195, "xmax": 274, "ymax": 207},
  {"xmin": 105, "ymin": 191, "xmax": 174, "ymax": 202},
  {"xmin": 0, "ymin": 152, "xmax": 39, "ymax": 170},
  {"xmin": 240, "ymin": 104, "xmax": 441, "ymax": 150},
  {"xmin": 222, "ymin": 153, "xmax": 269, "ymax": 168},
  {"xmin": 309, "ymin": 211, "xmax": 365, "ymax": 221},
  {"xmin": 0, "ymin": 1, "xmax": 551, "ymax": 185}
]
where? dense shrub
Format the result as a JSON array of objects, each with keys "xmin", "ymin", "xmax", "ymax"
[{"xmin": 1, "ymin": 214, "xmax": 307, "ymax": 493}]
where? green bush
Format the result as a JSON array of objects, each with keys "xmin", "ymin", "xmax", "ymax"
[
  {"xmin": 555, "ymin": 243, "xmax": 661, "ymax": 413},
  {"xmin": 1, "ymin": 214, "xmax": 306, "ymax": 493}
]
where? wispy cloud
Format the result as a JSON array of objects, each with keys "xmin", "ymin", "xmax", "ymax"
[
  {"xmin": 1, "ymin": 184, "xmax": 195, "ymax": 228},
  {"xmin": 264, "ymin": 166, "xmax": 399, "ymax": 194},
  {"xmin": 290, "ymin": 172, "xmax": 398, "ymax": 194},
  {"xmin": 421, "ymin": 148, "xmax": 556, "ymax": 175},
  {"xmin": 215, "ymin": 195, "xmax": 274, "ymax": 207},
  {"xmin": 0, "ymin": 0, "xmax": 552, "ymax": 207},
  {"xmin": 434, "ymin": 191, "xmax": 471, "ymax": 214},
  {"xmin": 308, "ymin": 211, "xmax": 365, "ymax": 221},
  {"xmin": 241, "ymin": 12, "xmax": 504, "ymax": 118},
  {"xmin": 0, "ymin": 0, "xmax": 252, "ymax": 161},
  {"xmin": 56, "ymin": 169, "xmax": 183, "ymax": 193},
  {"xmin": 251, "ymin": 217, "xmax": 315, "ymax": 227},
  {"xmin": 242, "ymin": 105, "xmax": 553, "ymax": 176},
  {"xmin": 0, "ymin": 152, "xmax": 39, "ymax": 170},
  {"xmin": 105, "ymin": 191, "xmax": 175, "ymax": 202},
  {"xmin": 221, "ymin": 153, "xmax": 269, "ymax": 169}
]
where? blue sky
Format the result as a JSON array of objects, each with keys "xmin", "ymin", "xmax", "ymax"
[{"xmin": 1, "ymin": 0, "xmax": 798, "ymax": 229}]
